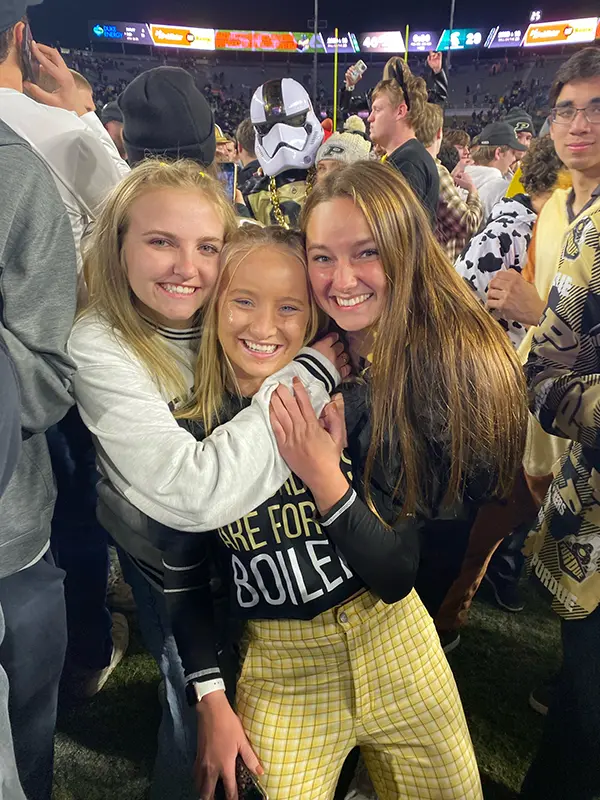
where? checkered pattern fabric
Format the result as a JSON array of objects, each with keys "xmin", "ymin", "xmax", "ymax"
[
  {"xmin": 435, "ymin": 162, "xmax": 483, "ymax": 262},
  {"xmin": 236, "ymin": 590, "xmax": 482, "ymax": 799}
]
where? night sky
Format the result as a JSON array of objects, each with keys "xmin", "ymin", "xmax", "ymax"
[{"xmin": 28, "ymin": 0, "xmax": 600, "ymax": 50}]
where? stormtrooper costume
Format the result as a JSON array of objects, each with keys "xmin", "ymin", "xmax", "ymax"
[{"xmin": 245, "ymin": 78, "xmax": 323, "ymax": 228}]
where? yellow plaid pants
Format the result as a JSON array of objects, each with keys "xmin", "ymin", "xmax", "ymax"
[{"xmin": 236, "ymin": 589, "xmax": 482, "ymax": 799}]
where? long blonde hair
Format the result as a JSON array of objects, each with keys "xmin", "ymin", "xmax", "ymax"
[
  {"xmin": 301, "ymin": 161, "xmax": 527, "ymax": 516},
  {"xmin": 180, "ymin": 225, "xmax": 321, "ymax": 430},
  {"xmin": 80, "ymin": 158, "xmax": 238, "ymax": 400}
]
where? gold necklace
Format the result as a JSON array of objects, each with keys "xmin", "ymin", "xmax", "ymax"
[
  {"xmin": 269, "ymin": 177, "xmax": 290, "ymax": 229},
  {"xmin": 268, "ymin": 169, "xmax": 315, "ymax": 230}
]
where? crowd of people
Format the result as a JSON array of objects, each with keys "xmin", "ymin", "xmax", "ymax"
[{"xmin": 1, "ymin": 1, "xmax": 600, "ymax": 799}]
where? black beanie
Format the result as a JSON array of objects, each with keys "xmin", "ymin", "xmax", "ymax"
[{"xmin": 119, "ymin": 67, "xmax": 216, "ymax": 166}]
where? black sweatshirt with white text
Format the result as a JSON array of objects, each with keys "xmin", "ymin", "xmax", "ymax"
[{"xmin": 163, "ymin": 386, "xmax": 422, "ymax": 685}]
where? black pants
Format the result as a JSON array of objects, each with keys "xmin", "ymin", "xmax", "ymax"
[
  {"xmin": 521, "ymin": 604, "xmax": 600, "ymax": 800},
  {"xmin": 47, "ymin": 406, "xmax": 113, "ymax": 671},
  {"xmin": 0, "ymin": 555, "xmax": 67, "ymax": 800},
  {"xmin": 415, "ymin": 514, "xmax": 477, "ymax": 618}
]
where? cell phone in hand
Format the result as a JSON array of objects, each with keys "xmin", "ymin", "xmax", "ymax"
[
  {"xmin": 348, "ymin": 60, "xmax": 367, "ymax": 84},
  {"xmin": 217, "ymin": 162, "xmax": 238, "ymax": 203},
  {"xmin": 236, "ymin": 756, "xmax": 269, "ymax": 799},
  {"xmin": 21, "ymin": 23, "xmax": 40, "ymax": 85}
]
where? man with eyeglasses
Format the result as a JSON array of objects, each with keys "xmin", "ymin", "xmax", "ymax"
[{"xmin": 520, "ymin": 46, "xmax": 600, "ymax": 800}]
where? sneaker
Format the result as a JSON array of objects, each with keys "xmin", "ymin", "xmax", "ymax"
[
  {"xmin": 483, "ymin": 573, "xmax": 525, "ymax": 612},
  {"xmin": 529, "ymin": 678, "xmax": 557, "ymax": 716},
  {"xmin": 107, "ymin": 557, "xmax": 136, "ymax": 613},
  {"xmin": 67, "ymin": 613, "xmax": 130, "ymax": 700},
  {"xmin": 107, "ymin": 574, "xmax": 136, "ymax": 613},
  {"xmin": 439, "ymin": 630, "xmax": 461, "ymax": 654}
]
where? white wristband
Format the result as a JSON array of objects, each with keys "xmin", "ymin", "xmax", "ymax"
[{"xmin": 190, "ymin": 678, "xmax": 226, "ymax": 704}]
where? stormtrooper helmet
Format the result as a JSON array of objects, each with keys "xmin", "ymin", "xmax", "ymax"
[{"xmin": 251, "ymin": 78, "xmax": 324, "ymax": 177}]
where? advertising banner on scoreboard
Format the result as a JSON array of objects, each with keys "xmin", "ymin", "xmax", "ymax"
[
  {"xmin": 322, "ymin": 32, "xmax": 360, "ymax": 53},
  {"xmin": 437, "ymin": 28, "xmax": 487, "ymax": 50},
  {"xmin": 90, "ymin": 21, "xmax": 152, "ymax": 44},
  {"xmin": 359, "ymin": 31, "xmax": 406, "ymax": 53},
  {"xmin": 149, "ymin": 24, "xmax": 215, "ymax": 50},
  {"xmin": 522, "ymin": 17, "xmax": 598, "ymax": 47},
  {"xmin": 407, "ymin": 31, "xmax": 438, "ymax": 52},
  {"xmin": 485, "ymin": 27, "xmax": 524, "ymax": 48},
  {"xmin": 214, "ymin": 30, "xmax": 322, "ymax": 52}
]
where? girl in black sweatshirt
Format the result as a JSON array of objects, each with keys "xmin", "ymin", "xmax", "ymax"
[{"xmin": 164, "ymin": 223, "xmax": 483, "ymax": 800}]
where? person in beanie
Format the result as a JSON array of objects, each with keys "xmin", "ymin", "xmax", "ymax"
[
  {"xmin": 315, "ymin": 122, "xmax": 371, "ymax": 183},
  {"xmin": 504, "ymin": 107, "xmax": 536, "ymax": 194},
  {"xmin": 504, "ymin": 106, "xmax": 535, "ymax": 148},
  {"xmin": 119, "ymin": 67, "xmax": 216, "ymax": 167},
  {"xmin": 101, "ymin": 100, "xmax": 126, "ymax": 160}
]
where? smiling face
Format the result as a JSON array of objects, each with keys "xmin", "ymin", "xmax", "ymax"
[
  {"xmin": 306, "ymin": 197, "xmax": 388, "ymax": 333},
  {"xmin": 122, "ymin": 188, "xmax": 225, "ymax": 329},
  {"xmin": 217, "ymin": 247, "xmax": 311, "ymax": 396},
  {"xmin": 550, "ymin": 77, "xmax": 600, "ymax": 175}
]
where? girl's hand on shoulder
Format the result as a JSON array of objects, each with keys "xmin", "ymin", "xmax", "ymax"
[
  {"xmin": 310, "ymin": 333, "xmax": 351, "ymax": 379},
  {"xmin": 270, "ymin": 378, "xmax": 349, "ymax": 514}
]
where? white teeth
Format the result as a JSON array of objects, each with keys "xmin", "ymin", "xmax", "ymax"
[
  {"xmin": 243, "ymin": 340, "xmax": 278, "ymax": 354},
  {"xmin": 161, "ymin": 284, "xmax": 196, "ymax": 295},
  {"xmin": 335, "ymin": 294, "xmax": 372, "ymax": 307}
]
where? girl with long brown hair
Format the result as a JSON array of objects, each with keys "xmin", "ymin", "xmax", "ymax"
[
  {"xmin": 291, "ymin": 159, "xmax": 527, "ymax": 517},
  {"xmin": 163, "ymin": 224, "xmax": 484, "ymax": 800},
  {"xmin": 267, "ymin": 160, "xmax": 528, "ymax": 794}
]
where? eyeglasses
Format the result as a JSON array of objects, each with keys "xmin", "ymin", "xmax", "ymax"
[{"xmin": 551, "ymin": 105, "xmax": 600, "ymax": 125}]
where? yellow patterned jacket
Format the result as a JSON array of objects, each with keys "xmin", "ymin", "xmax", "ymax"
[{"xmin": 524, "ymin": 199, "xmax": 600, "ymax": 618}]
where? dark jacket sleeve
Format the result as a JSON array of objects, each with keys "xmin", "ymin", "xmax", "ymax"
[
  {"xmin": 0, "ymin": 140, "xmax": 77, "ymax": 436},
  {"xmin": 428, "ymin": 69, "xmax": 449, "ymax": 105},
  {"xmin": 0, "ymin": 338, "xmax": 21, "ymax": 498},
  {"xmin": 163, "ymin": 533, "xmax": 222, "ymax": 683},
  {"xmin": 320, "ymin": 486, "xmax": 421, "ymax": 605},
  {"xmin": 326, "ymin": 385, "xmax": 421, "ymax": 603}
]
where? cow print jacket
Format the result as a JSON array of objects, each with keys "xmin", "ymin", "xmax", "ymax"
[{"xmin": 454, "ymin": 194, "xmax": 537, "ymax": 349}]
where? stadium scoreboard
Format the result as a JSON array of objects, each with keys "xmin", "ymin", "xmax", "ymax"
[{"xmin": 89, "ymin": 16, "xmax": 600, "ymax": 53}]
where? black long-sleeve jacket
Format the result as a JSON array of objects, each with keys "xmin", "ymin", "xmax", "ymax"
[{"xmin": 163, "ymin": 391, "xmax": 422, "ymax": 685}]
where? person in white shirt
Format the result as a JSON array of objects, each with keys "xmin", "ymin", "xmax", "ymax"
[
  {"xmin": 0, "ymin": 7, "xmax": 129, "ymax": 266},
  {"xmin": 465, "ymin": 122, "xmax": 527, "ymax": 222}
]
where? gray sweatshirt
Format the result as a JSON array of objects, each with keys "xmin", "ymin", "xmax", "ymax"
[
  {"xmin": 0, "ymin": 120, "xmax": 77, "ymax": 579},
  {"xmin": 0, "ymin": 339, "xmax": 20, "ymax": 499}
]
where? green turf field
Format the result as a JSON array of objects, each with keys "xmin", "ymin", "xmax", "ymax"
[{"xmin": 53, "ymin": 583, "xmax": 561, "ymax": 799}]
